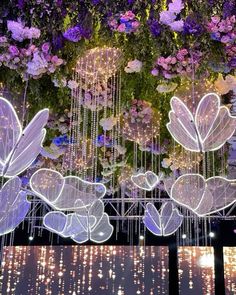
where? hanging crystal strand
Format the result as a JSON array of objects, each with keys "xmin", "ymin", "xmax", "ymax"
[
  {"xmin": 90, "ymin": 56, "xmax": 97, "ymax": 182},
  {"xmin": 82, "ymin": 58, "xmax": 90, "ymax": 181}
]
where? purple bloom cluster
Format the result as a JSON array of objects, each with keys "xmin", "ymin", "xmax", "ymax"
[
  {"xmin": 147, "ymin": 18, "xmax": 161, "ymax": 37},
  {"xmin": 80, "ymin": 83, "xmax": 113, "ymax": 111},
  {"xmin": 223, "ymin": 0, "xmax": 236, "ymax": 18},
  {"xmin": 108, "ymin": 11, "xmax": 140, "ymax": 34},
  {"xmin": 207, "ymin": 16, "xmax": 236, "ymax": 44},
  {"xmin": 63, "ymin": 25, "xmax": 91, "ymax": 42},
  {"xmin": 151, "ymin": 48, "xmax": 202, "ymax": 79},
  {"xmin": 123, "ymin": 99, "xmax": 153, "ymax": 124},
  {"xmin": 183, "ymin": 15, "xmax": 204, "ymax": 35},
  {"xmin": 0, "ymin": 38, "xmax": 63, "ymax": 79},
  {"xmin": 207, "ymin": 15, "xmax": 236, "ymax": 69},
  {"xmin": 96, "ymin": 134, "xmax": 114, "ymax": 148}
]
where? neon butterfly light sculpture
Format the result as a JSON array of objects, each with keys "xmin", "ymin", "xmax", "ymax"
[
  {"xmin": 0, "ymin": 97, "xmax": 49, "ymax": 178},
  {"xmin": 0, "ymin": 177, "xmax": 30, "ymax": 235},
  {"xmin": 43, "ymin": 200, "xmax": 113, "ymax": 243},
  {"xmin": 167, "ymin": 174, "xmax": 236, "ymax": 216},
  {"xmin": 131, "ymin": 171, "xmax": 161, "ymax": 191},
  {"xmin": 167, "ymin": 93, "xmax": 236, "ymax": 152},
  {"xmin": 143, "ymin": 202, "xmax": 183, "ymax": 236},
  {"xmin": 30, "ymin": 168, "xmax": 107, "ymax": 211}
]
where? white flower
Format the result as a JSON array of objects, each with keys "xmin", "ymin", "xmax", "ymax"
[
  {"xmin": 67, "ymin": 80, "xmax": 78, "ymax": 90},
  {"xmin": 100, "ymin": 116, "xmax": 117, "ymax": 131},
  {"xmin": 161, "ymin": 158, "xmax": 172, "ymax": 168},
  {"xmin": 215, "ymin": 74, "xmax": 236, "ymax": 95},
  {"xmin": 52, "ymin": 77, "xmax": 67, "ymax": 88},
  {"xmin": 156, "ymin": 82, "xmax": 177, "ymax": 93},
  {"xmin": 124, "ymin": 59, "xmax": 142, "ymax": 73},
  {"xmin": 26, "ymin": 52, "xmax": 48, "ymax": 77},
  {"xmin": 115, "ymin": 144, "xmax": 126, "ymax": 155}
]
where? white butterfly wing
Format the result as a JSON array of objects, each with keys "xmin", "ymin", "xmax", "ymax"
[
  {"xmin": 143, "ymin": 203, "xmax": 162, "ymax": 236},
  {"xmin": 4, "ymin": 108, "xmax": 49, "ymax": 177},
  {"xmin": 0, "ymin": 97, "xmax": 22, "ymax": 173}
]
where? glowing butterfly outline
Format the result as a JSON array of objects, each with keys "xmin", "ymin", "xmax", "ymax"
[
  {"xmin": 0, "ymin": 96, "xmax": 49, "ymax": 178},
  {"xmin": 131, "ymin": 171, "xmax": 161, "ymax": 191},
  {"xmin": 0, "ymin": 177, "xmax": 30, "ymax": 236},
  {"xmin": 169, "ymin": 173, "xmax": 236, "ymax": 216},
  {"xmin": 143, "ymin": 202, "xmax": 183, "ymax": 236},
  {"xmin": 167, "ymin": 93, "xmax": 236, "ymax": 152},
  {"xmin": 43, "ymin": 199, "xmax": 114, "ymax": 244},
  {"xmin": 30, "ymin": 168, "xmax": 107, "ymax": 211}
]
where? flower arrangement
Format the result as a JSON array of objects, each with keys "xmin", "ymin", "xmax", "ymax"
[
  {"xmin": 63, "ymin": 25, "xmax": 91, "ymax": 42},
  {"xmin": 159, "ymin": 0, "xmax": 184, "ymax": 32},
  {"xmin": 122, "ymin": 99, "xmax": 161, "ymax": 145},
  {"xmin": 207, "ymin": 16, "xmax": 236, "ymax": 44},
  {"xmin": 78, "ymin": 83, "xmax": 113, "ymax": 111},
  {"xmin": 0, "ymin": 20, "xmax": 63, "ymax": 79},
  {"xmin": 207, "ymin": 15, "xmax": 236, "ymax": 68},
  {"xmin": 108, "ymin": 11, "xmax": 140, "ymax": 34},
  {"xmin": 151, "ymin": 48, "xmax": 202, "ymax": 79}
]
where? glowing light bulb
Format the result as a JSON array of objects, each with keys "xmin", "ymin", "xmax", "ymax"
[{"xmin": 209, "ymin": 232, "xmax": 215, "ymax": 238}]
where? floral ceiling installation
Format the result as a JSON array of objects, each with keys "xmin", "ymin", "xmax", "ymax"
[{"xmin": 1, "ymin": 0, "xmax": 236, "ymax": 244}]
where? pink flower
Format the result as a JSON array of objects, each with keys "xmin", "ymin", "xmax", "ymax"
[
  {"xmin": 117, "ymin": 23, "xmax": 126, "ymax": 32},
  {"xmin": 25, "ymin": 27, "xmax": 41, "ymax": 39},
  {"xmin": 170, "ymin": 57, "xmax": 177, "ymax": 64},
  {"xmin": 42, "ymin": 42, "xmax": 50, "ymax": 53},
  {"xmin": 121, "ymin": 11, "xmax": 135, "ymax": 21},
  {"xmin": 51, "ymin": 55, "xmax": 63, "ymax": 66},
  {"xmin": 28, "ymin": 45, "xmax": 37, "ymax": 53},
  {"xmin": 0, "ymin": 36, "xmax": 7, "ymax": 43},
  {"xmin": 131, "ymin": 21, "xmax": 140, "ymax": 29},
  {"xmin": 211, "ymin": 16, "xmax": 220, "ymax": 24},
  {"xmin": 109, "ymin": 19, "xmax": 118, "ymax": 29},
  {"xmin": 221, "ymin": 35, "xmax": 231, "ymax": 43}
]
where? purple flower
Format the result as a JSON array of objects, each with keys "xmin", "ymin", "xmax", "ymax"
[
  {"xmin": 41, "ymin": 42, "xmax": 50, "ymax": 53},
  {"xmin": 52, "ymin": 33, "xmax": 64, "ymax": 51},
  {"xmin": 228, "ymin": 57, "xmax": 236, "ymax": 68},
  {"xmin": 183, "ymin": 15, "xmax": 204, "ymax": 35},
  {"xmin": 223, "ymin": 0, "xmax": 236, "ymax": 18},
  {"xmin": 63, "ymin": 25, "xmax": 91, "ymax": 42},
  {"xmin": 8, "ymin": 45, "xmax": 19, "ymax": 56},
  {"xmin": 17, "ymin": 0, "xmax": 25, "ymax": 9},
  {"xmin": 148, "ymin": 18, "xmax": 161, "ymax": 37}
]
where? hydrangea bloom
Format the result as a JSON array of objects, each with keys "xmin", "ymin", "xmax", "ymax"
[
  {"xmin": 108, "ymin": 11, "xmax": 140, "ymax": 34},
  {"xmin": 159, "ymin": 0, "xmax": 184, "ymax": 32},
  {"xmin": 152, "ymin": 48, "xmax": 202, "ymax": 79},
  {"xmin": 63, "ymin": 25, "xmax": 91, "ymax": 42},
  {"xmin": 7, "ymin": 20, "xmax": 40, "ymax": 42}
]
